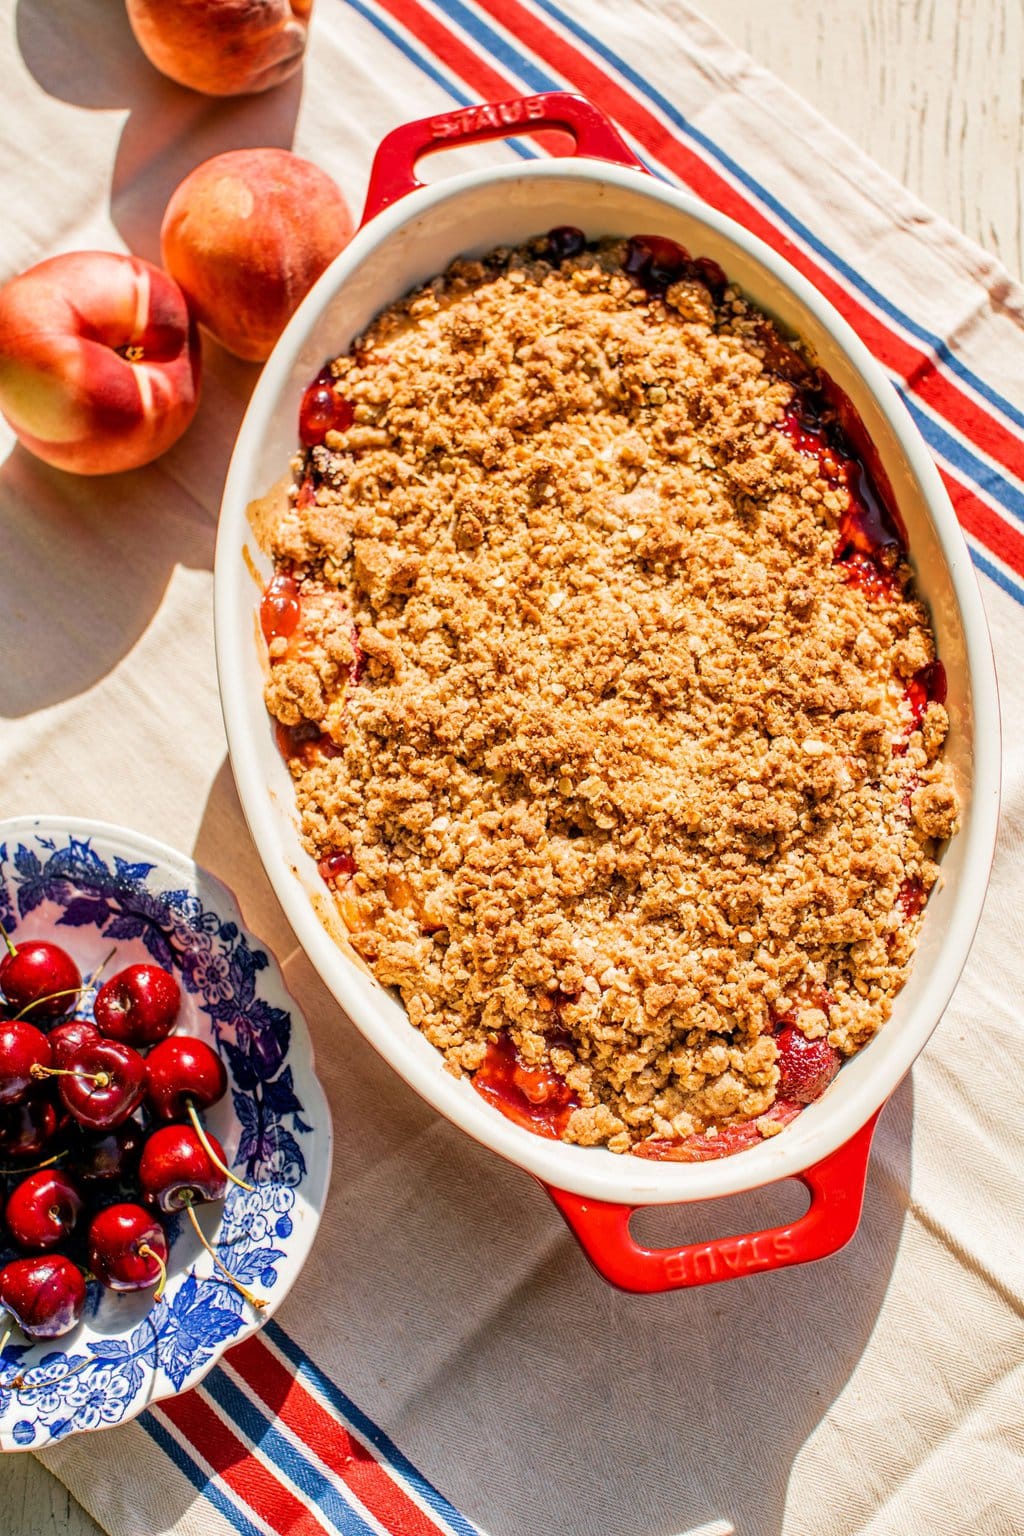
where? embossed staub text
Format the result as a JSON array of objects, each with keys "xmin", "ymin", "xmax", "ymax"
[
  {"xmin": 429, "ymin": 96, "xmax": 548, "ymax": 140},
  {"xmin": 663, "ymin": 1230, "xmax": 796, "ymax": 1286}
]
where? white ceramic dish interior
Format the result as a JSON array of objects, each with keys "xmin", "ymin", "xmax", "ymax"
[
  {"xmin": 214, "ymin": 139, "xmax": 999, "ymax": 1208},
  {"xmin": 0, "ymin": 816, "xmax": 331, "ymax": 1448}
]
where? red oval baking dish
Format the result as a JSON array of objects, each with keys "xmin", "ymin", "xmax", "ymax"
[{"xmin": 214, "ymin": 93, "xmax": 1000, "ymax": 1292}]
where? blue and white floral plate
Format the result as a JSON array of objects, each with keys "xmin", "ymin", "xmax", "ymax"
[{"xmin": 0, "ymin": 817, "xmax": 331, "ymax": 1450}]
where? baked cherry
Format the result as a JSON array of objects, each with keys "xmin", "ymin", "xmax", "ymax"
[
  {"xmin": 0, "ymin": 1096, "xmax": 61, "ymax": 1159},
  {"xmin": 68, "ymin": 1117, "xmax": 146, "ymax": 1184},
  {"xmin": 138, "ymin": 1123, "xmax": 228, "ymax": 1212},
  {"xmin": 4, "ymin": 1169, "xmax": 82, "ymax": 1251},
  {"xmin": 261, "ymin": 572, "xmax": 302, "ymax": 647},
  {"xmin": 47, "ymin": 1037, "xmax": 146, "ymax": 1130},
  {"xmin": 775, "ymin": 1025, "xmax": 841, "ymax": 1104},
  {"xmin": 298, "ymin": 369, "xmax": 354, "ymax": 448},
  {"xmin": 624, "ymin": 233, "xmax": 692, "ymax": 295},
  {"xmin": 0, "ymin": 1020, "xmax": 52, "ymax": 1105},
  {"xmin": 0, "ymin": 1254, "xmax": 86, "ymax": 1339},
  {"xmin": 145, "ymin": 1035, "xmax": 227, "ymax": 1120},
  {"xmin": 87, "ymin": 1202, "xmax": 168, "ymax": 1298},
  {"xmin": 545, "ymin": 225, "xmax": 586, "ymax": 261},
  {"xmin": 93, "ymin": 963, "xmax": 181, "ymax": 1047},
  {"xmin": 0, "ymin": 937, "xmax": 81, "ymax": 1022},
  {"xmin": 48, "ymin": 1018, "xmax": 101, "ymax": 1069}
]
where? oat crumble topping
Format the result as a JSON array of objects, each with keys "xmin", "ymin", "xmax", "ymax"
[{"xmin": 259, "ymin": 233, "xmax": 958, "ymax": 1157}]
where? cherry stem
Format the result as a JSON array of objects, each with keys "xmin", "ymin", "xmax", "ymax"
[
  {"xmin": 183, "ymin": 1201, "xmax": 266, "ymax": 1311},
  {"xmin": 0, "ymin": 925, "xmax": 16, "ymax": 960},
  {"xmin": 12, "ymin": 984, "xmax": 83, "ymax": 1022},
  {"xmin": 186, "ymin": 1101, "xmax": 254, "ymax": 1192},
  {"xmin": 30, "ymin": 1064, "xmax": 110, "ymax": 1087},
  {"xmin": 9, "ymin": 1354, "xmax": 93, "ymax": 1394},
  {"xmin": 0, "ymin": 1311, "xmax": 94, "ymax": 1392},
  {"xmin": 139, "ymin": 1243, "xmax": 168, "ymax": 1303},
  {"xmin": 0, "ymin": 1150, "xmax": 66, "ymax": 1176}
]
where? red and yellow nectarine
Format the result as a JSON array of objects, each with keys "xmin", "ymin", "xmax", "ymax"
[
  {"xmin": 126, "ymin": 0, "xmax": 312, "ymax": 97},
  {"xmin": 0, "ymin": 251, "xmax": 201, "ymax": 476},
  {"xmin": 161, "ymin": 148, "xmax": 352, "ymax": 363}
]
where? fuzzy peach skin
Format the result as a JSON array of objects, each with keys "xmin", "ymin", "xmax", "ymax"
[
  {"xmin": 126, "ymin": 0, "xmax": 312, "ymax": 97},
  {"xmin": 0, "ymin": 251, "xmax": 201, "ymax": 476},
  {"xmin": 161, "ymin": 148, "xmax": 353, "ymax": 363}
]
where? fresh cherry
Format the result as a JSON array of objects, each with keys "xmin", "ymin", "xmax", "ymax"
[
  {"xmin": 0, "ymin": 1096, "xmax": 61, "ymax": 1159},
  {"xmin": 48, "ymin": 1018, "xmax": 101, "ymax": 1068},
  {"xmin": 51, "ymin": 1038, "xmax": 146, "ymax": 1130},
  {"xmin": 4, "ymin": 1169, "xmax": 82, "ymax": 1251},
  {"xmin": 136, "ymin": 1126, "xmax": 263, "ymax": 1310},
  {"xmin": 0, "ymin": 1254, "xmax": 86, "ymax": 1338},
  {"xmin": 145, "ymin": 1036, "xmax": 227, "ymax": 1121},
  {"xmin": 93, "ymin": 963, "xmax": 181, "ymax": 1047},
  {"xmin": 68, "ymin": 1117, "xmax": 146, "ymax": 1184},
  {"xmin": 298, "ymin": 368, "xmax": 354, "ymax": 448},
  {"xmin": 775, "ymin": 1025, "xmax": 841, "ymax": 1104},
  {"xmin": 0, "ymin": 938, "xmax": 81, "ymax": 1022},
  {"xmin": 138, "ymin": 1123, "xmax": 228, "ymax": 1212},
  {"xmin": 0, "ymin": 1020, "xmax": 52, "ymax": 1105},
  {"xmin": 87, "ymin": 1203, "xmax": 168, "ymax": 1297}
]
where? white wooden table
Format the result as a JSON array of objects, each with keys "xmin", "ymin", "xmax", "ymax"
[{"xmin": 6, "ymin": 0, "xmax": 1021, "ymax": 1530}]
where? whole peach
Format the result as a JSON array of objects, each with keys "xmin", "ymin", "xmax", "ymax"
[
  {"xmin": 125, "ymin": 0, "xmax": 312, "ymax": 97},
  {"xmin": 161, "ymin": 149, "xmax": 353, "ymax": 363},
  {"xmin": 0, "ymin": 251, "xmax": 201, "ymax": 476}
]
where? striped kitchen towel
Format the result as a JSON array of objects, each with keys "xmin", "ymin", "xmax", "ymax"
[{"xmin": 8, "ymin": 0, "xmax": 1023, "ymax": 1533}]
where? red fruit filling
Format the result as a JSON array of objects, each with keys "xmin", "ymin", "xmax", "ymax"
[
  {"xmin": 260, "ymin": 572, "xmax": 302, "ymax": 647},
  {"xmin": 896, "ymin": 877, "xmax": 926, "ymax": 921},
  {"xmin": 781, "ymin": 395, "xmax": 906, "ymax": 600},
  {"xmin": 318, "ymin": 851, "xmax": 356, "ymax": 883},
  {"xmin": 472, "ymin": 1031, "xmax": 579, "ymax": 1139},
  {"xmin": 298, "ymin": 369, "xmax": 354, "ymax": 448},
  {"xmin": 774, "ymin": 1024, "xmax": 841, "ymax": 1105},
  {"xmin": 274, "ymin": 720, "xmax": 343, "ymax": 767},
  {"xmin": 623, "ymin": 234, "xmax": 727, "ymax": 299}
]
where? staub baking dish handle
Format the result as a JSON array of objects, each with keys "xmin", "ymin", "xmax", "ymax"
[
  {"xmin": 361, "ymin": 91, "xmax": 644, "ymax": 223},
  {"xmin": 545, "ymin": 1109, "xmax": 882, "ymax": 1292}
]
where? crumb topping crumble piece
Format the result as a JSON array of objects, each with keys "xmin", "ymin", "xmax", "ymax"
[{"xmin": 260, "ymin": 230, "xmax": 959, "ymax": 1158}]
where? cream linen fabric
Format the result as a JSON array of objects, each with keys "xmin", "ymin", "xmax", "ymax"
[{"xmin": 1, "ymin": 0, "xmax": 1022, "ymax": 1532}]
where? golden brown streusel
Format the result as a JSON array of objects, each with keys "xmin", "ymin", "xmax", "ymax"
[{"xmin": 260, "ymin": 234, "xmax": 958, "ymax": 1154}]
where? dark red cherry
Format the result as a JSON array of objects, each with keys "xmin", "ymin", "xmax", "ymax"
[
  {"xmin": 145, "ymin": 1036, "xmax": 227, "ymax": 1121},
  {"xmin": 298, "ymin": 370, "xmax": 354, "ymax": 448},
  {"xmin": 624, "ymin": 233, "xmax": 692, "ymax": 294},
  {"xmin": 0, "ymin": 1096, "xmax": 61, "ymax": 1159},
  {"xmin": 4, "ymin": 1169, "xmax": 82, "ymax": 1251},
  {"xmin": 54, "ymin": 1038, "xmax": 146, "ymax": 1130},
  {"xmin": 48, "ymin": 1019, "xmax": 102, "ymax": 1069},
  {"xmin": 93, "ymin": 964, "xmax": 181, "ymax": 1047},
  {"xmin": 0, "ymin": 940, "xmax": 81, "ymax": 1022},
  {"xmin": 138, "ymin": 1123, "xmax": 228, "ymax": 1212},
  {"xmin": 694, "ymin": 254, "xmax": 728, "ymax": 298},
  {"xmin": 545, "ymin": 225, "xmax": 586, "ymax": 261},
  {"xmin": 87, "ymin": 1203, "xmax": 168, "ymax": 1294},
  {"xmin": 0, "ymin": 1020, "xmax": 52, "ymax": 1106},
  {"xmin": 68, "ymin": 1117, "xmax": 146, "ymax": 1184},
  {"xmin": 775, "ymin": 1025, "xmax": 841, "ymax": 1104},
  {"xmin": 0, "ymin": 1254, "xmax": 87, "ymax": 1338}
]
